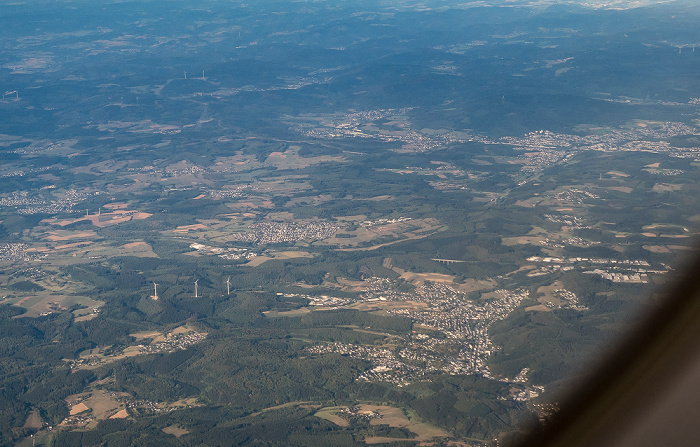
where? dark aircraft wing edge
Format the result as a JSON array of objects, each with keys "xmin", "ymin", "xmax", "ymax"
[{"xmin": 512, "ymin": 243, "xmax": 700, "ymax": 447}]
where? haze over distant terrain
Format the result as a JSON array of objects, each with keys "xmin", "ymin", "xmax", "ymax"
[{"xmin": 1, "ymin": 0, "xmax": 699, "ymax": 445}]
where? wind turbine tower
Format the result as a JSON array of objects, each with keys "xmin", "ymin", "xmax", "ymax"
[
  {"xmin": 153, "ymin": 282, "xmax": 159, "ymax": 300},
  {"xmin": 194, "ymin": 279, "xmax": 199, "ymax": 298},
  {"xmin": 226, "ymin": 277, "xmax": 231, "ymax": 296}
]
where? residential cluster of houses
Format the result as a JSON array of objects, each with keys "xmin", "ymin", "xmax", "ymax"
[
  {"xmin": 137, "ymin": 331, "xmax": 207, "ymax": 355},
  {"xmin": 305, "ymin": 278, "xmax": 533, "ymax": 396},
  {"xmin": 0, "ymin": 189, "xmax": 92, "ymax": 215}
]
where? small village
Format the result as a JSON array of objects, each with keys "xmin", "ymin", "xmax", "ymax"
[
  {"xmin": 293, "ymin": 108, "xmax": 468, "ymax": 153},
  {"xmin": 66, "ymin": 331, "xmax": 208, "ymax": 370},
  {"xmin": 0, "ymin": 243, "xmax": 46, "ymax": 262},
  {"xmin": 241, "ymin": 220, "xmax": 340, "ymax": 245},
  {"xmin": 0, "ymin": 189, "xmax": 93, "ymax": 215},
  {"xmin": 137, "ymin": 330, "xmax": 208, "ymax": 355}
]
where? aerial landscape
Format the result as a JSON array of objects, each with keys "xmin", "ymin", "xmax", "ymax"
[{"xmin": 1, "ymin": 0, "xmax": 700, "ymax": 445}]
